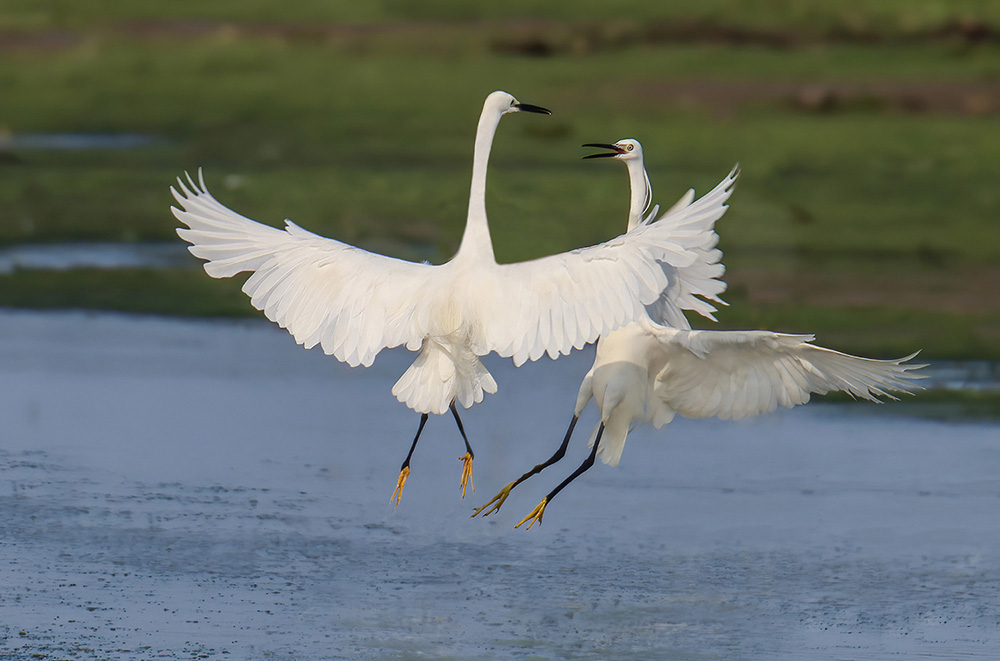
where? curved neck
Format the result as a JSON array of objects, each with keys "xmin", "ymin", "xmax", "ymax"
[
  {"xmin": 457, "ymin": 105, "xmax": 502, "ymax": 262},
  {"xmin": 625, "ymin": 158, "xmax": 651, "ymax": 231}
]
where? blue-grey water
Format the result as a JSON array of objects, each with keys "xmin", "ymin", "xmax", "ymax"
[
  {"xmin": 0, "ymin": 133, "xmax": 159, "ymax": 151},
  {"xmin": 1, "ymin": 310, "xmax": 997, "ymax": 660},
  {"xmin": 0, "ymin": 243, "xmax": 191, "ymax": 274}
]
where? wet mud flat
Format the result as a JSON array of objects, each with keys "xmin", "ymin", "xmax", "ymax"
[{"xmin": 1, "ymin": 310, "xmax": 998, "ymax": 659}]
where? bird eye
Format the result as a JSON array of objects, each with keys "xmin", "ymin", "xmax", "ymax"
[{"xmin": 626, "ymin": 144, "xmax": 634, "ymax": 151}]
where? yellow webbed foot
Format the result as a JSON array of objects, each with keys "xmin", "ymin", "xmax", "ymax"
[
  {"xmin": 471, "ymin": 481, "xmax": 516, "ymax": 518},
  {"xmin": 391, "ymin": 466, "xmax": 410, "ymax": 508},
  {"xmin": 515, "ymin": 498, "xmax": 548, "ymax": 530},
  {"xmin": 459, "ymin": 452, "xmax": 475, "ymax": 498}
]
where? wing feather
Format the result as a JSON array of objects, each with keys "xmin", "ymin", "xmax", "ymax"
[
  {"xmin": 173, "ymin": 172, "xmax": 436, "ymax": 367},
  {"xmin": 648, "ymin": 326, "xmax": 925, "ymax": 420},
  {"xmin": 479, "ymin": 168, "xmax": 739, "ymax": 364},
  {"xmin": 644, "ymin": 166, "xmax": 739, "ymax": 327},
  {"xmin": 174, "ymin": 169, "xmax": 738, "ymax": 370}
]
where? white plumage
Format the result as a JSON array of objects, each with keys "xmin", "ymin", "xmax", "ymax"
[
  {"xmin": 472, "ymin": 139, "xmax": 924, "ymax": 529},
  {"xmin": 578, "ymin": 141, "xmax": 923, "ymax": 469},
  {"xmin": 584, "ymin": 321, "xmax": 924, "ymax": 468},
  {"xmin": 173, "ymin": 97, "xmax": 727, "ymax": 416},
  {"xmin": 173, "ymin": 93, "xmax": 731, "ymax": 504}
]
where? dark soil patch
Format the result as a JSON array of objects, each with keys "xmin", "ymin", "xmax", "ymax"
[
  {"xmin": 4, "ymin": 16, "xmax": 999, "ymax": 54},
  {"xmin": 637, "ymin": 79, "xmax": 1000, "ymax": 117}
]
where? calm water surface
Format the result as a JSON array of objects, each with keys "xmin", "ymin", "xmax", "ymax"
[{"xmin": 1, "ymin": 310, "xmax": 997, "ymax": 660}]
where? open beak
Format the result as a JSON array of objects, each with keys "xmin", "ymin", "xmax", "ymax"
[
  {"xmin": 514, "ymin": 103, "xmax": 552, "ymax": 115},
  {"xmin": 582, "ymin": 143, "xmax": 624, "ymax": 159}
]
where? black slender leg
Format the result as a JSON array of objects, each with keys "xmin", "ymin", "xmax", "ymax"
[
  {"xmin": 542, "ymin": 423, "xmax": 603, "ymax": 504},
  {"xmin": 401, "ymin": 413, "xmax": 429, "ymax": 471},
  {"xmin": 391, "ymin": 413, "xmax": 428, "ymax": 507},
  {"xmin": 451, "ymin": 402, "xmax": 476, "ymax": 497},
  {"xmin": 521, "ymin": 414, "xmax": 578, "ymax": 483},
  {"xmin": 472, "ymin": 414, "xmax": 579, "ymax": 518},
  {"xmin": 516, "ymin": 423, "xmax": 604, "ymax": 529},
  {"xmin": 450, "ymin": 402, "xmax": 473, "ymax": 459}
]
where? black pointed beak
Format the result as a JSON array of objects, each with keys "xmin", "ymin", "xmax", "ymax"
[
  {"xmin": 514, "ymin": 103, "xmax": 551, "ymax": 115},
  {"xmin": 582, "ymin": 143, "xmax": 622, "ymax": 159}
]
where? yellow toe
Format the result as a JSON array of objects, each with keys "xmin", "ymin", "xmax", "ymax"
[
  {"xmin": 391, "ymin": 466, "xmax": 410, "ymax": 508},
  {"xmin": 515, "ymin": 498, "xmax": 547, "ymax": 530},
  {"xmin": 458, "ymin": 452, "xmax": 475, "ymax": 498},
  {"xmin": 471, "ymin": 482, "xmax": 515, "ymax": 518}
]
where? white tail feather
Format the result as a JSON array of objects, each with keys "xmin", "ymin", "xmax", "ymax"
[{"xmin": 391, "ymin": 339, "xmax": 498, "ymax": 414}]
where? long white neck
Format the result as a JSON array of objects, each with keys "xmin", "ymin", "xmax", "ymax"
[
  {"xmin": 457, "ymin": 104, "xmax": 503, "ymax": 263},
  {"xmin": 625, "ymin": 158, "xmax": 651, "ymax": 232}
]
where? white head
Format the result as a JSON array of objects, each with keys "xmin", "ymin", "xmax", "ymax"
[
  {"xmin": 582, "ymin": 138, "xmax": 643, "ymax": 161},
  {"xmin": 583, "ymin": 138, "xmax": 652, "ymax": 229},
  {"xmin": 482, "ymin": 90, "xmax": 552, "ymax": 118}
]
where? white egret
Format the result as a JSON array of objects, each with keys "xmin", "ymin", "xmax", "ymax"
[
  {"xmin": 473, "ymin": 138, "xmax": 735, "ymax": 520},
  {"xmin": 471, "ymin": 139, "xmax": 925, "ymax": 529},
  {"xmin": 172, "ymin": 95, "xmax": 728, "ymax": 507}
]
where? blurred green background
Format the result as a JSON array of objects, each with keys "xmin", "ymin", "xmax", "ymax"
[{"xmin": 2, "ymin": 0, "xmax": 998, "ymax": 360}]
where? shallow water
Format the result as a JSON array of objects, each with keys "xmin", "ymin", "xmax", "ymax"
[
  {"xmin": 0, "ymin": 133, "xmax": 159, "ymax": 151},
  {"xmin": 0, "ymin": 242, "xmax": 190, "ymax": 273},
  {"xmin": 1, "ymin": 310, "xmax": 998, "ymax": 659}
]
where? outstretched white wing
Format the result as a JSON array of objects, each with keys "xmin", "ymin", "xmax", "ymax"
[
  {"xmin": 643, "ymin": 165, "xmax": 739, "ymax": 330},
  {"xmin": 471, "ymin": 166, "xmax": 739, "ymax": 365},
  {"xmin": 646, "ymin": 324, "xmax": 925, "ymax": 420},
  {"xmin": 173, "ymin": 172, "xmax": 439, "ymax": 368},
  {"xmin": 173, "ymin": 170, "xmax": 728, "ymax": 369},
  {"xmin": 474, "ymin": 222, "xmax": 712, "ymax": 366}
]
